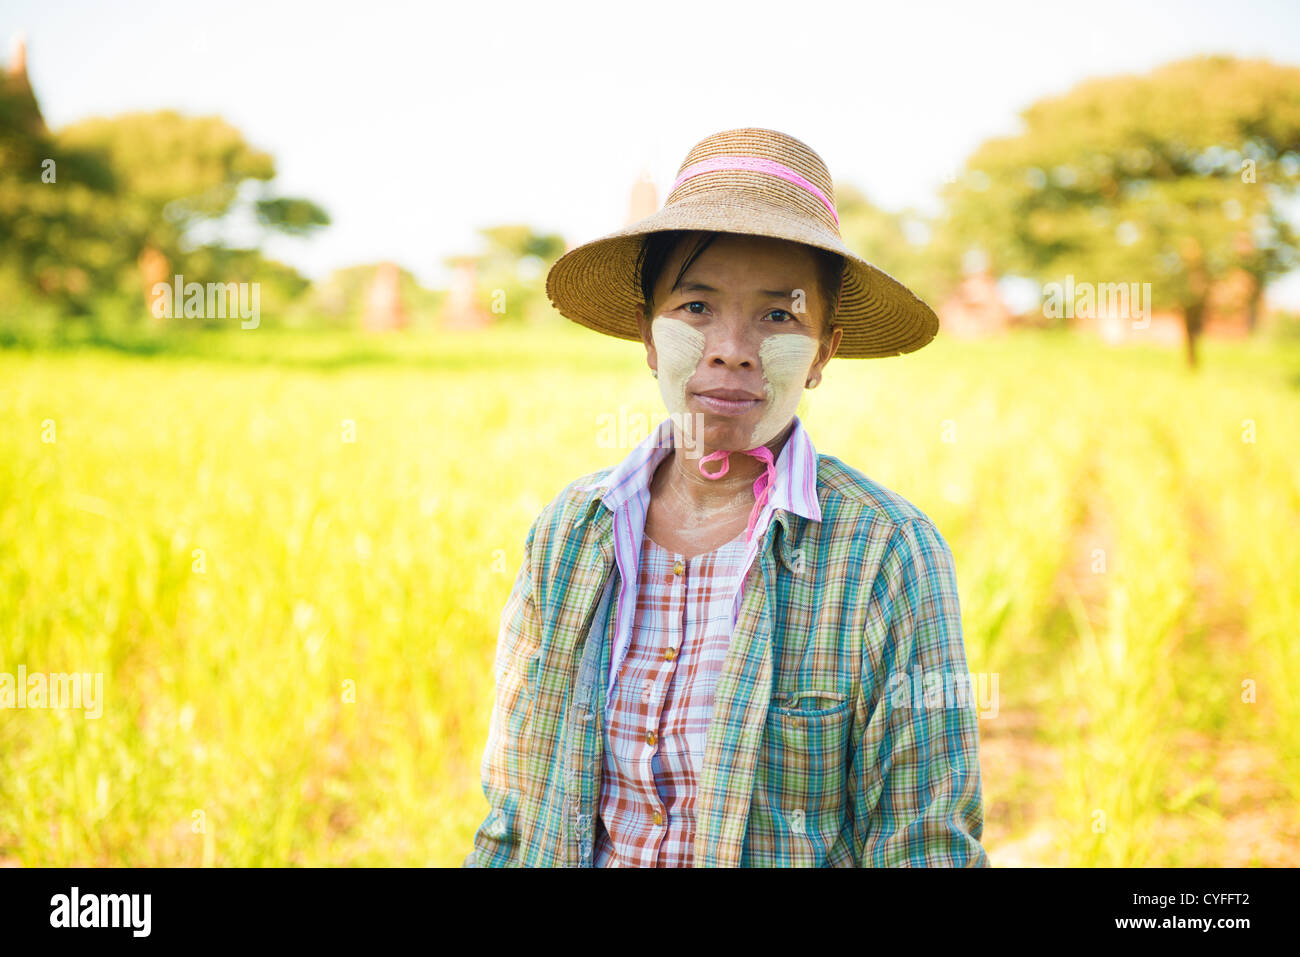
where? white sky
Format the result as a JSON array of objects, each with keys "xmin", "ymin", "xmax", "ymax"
[{"xmin": 7, "ymin": 0, "xmax": 1300, "ymax": 301}]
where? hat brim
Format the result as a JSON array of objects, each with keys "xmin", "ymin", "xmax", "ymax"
[{"xmin": 544, "ymin": 189, "xmax": 939, "ymax": 359}]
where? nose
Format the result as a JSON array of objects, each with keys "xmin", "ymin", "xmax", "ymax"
[{"xmin": 700, "ymin": 314, "xmax": 760, "ymax": 370}]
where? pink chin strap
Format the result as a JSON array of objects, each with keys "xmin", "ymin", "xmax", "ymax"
[{"xmin": 697, "ymin": 445, "xmax": 777, "ymax": 544}]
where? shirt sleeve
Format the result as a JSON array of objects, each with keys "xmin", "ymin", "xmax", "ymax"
[
  {"xmin": 852, "ymin": 517, "xmax": 990, "ymax": 867},
  {"xmin": 464, "ymin": 523, "xmax": 542, "ymax": 868}
]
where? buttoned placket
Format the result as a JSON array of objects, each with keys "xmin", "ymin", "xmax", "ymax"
[
  {"xmin": 607, "ymin": 541, "xmax": 676, "ymax": 865},
  {"xmin": 640, "ymin": 546, "xmax": 688, "ymax": 858},
  {"xmin": 690, "ymin": 516, "xmax": 797, "ymax": 867},
  {"xmin": 565, "ymin": 457, "xmax": 812, "ymax": 867},
  {"xmin": 581, "ymin": 514, "xmax": 802, "ymax": 868},
  {"xmin": 560, "ymin": 418, "xmax": 824, "ymax": 866}
]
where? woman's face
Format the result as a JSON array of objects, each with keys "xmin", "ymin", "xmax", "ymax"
[{"xmin": 637, "ymin": 233, "xmax": 842, "ymax": 452}]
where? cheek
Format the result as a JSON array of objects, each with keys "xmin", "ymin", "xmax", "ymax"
[
  {"xmin": 650, "ymin": 316, "xmax": 705, "ymax": 412},
  {"xmin": 746, "ymin": 334, "xmax": 819, "ymax": 448},
  {"xmin": 651, "ymin": 316, "xmax": 703, "ymax": 377},
  {"xmin": 759, "ymin": 334, "xmax": 820, "ymax": 395}
]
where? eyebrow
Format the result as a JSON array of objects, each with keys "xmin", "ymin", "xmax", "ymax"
[{"xmin": 675, "ymin": 281, "xmax": 797, "ymax": 299}]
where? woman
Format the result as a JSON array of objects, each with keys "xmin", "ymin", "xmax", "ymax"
[{"xmin": 466, "ymin": 128, "xmax": 988, "ymax": 867}]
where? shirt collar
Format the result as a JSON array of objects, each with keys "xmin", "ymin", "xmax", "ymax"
[{"xmin": 582, "ymin": 414, "xmax": 822, "ymax": 523}]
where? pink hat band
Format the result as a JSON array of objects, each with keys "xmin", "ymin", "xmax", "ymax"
[{"xmin": 668, "ymin": 155, "xmax": 839, "ymax": 227}]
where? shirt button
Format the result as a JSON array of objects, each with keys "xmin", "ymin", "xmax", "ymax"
[
  {"xmin": 663, "ymin": 647, "xmax": 677, "ymax": 661},
  {"xmin": 653, "ymin": 809, "xmax": 663, "ymax": 826},
  {"xmin": 645, "ymin": 730, "xmax": 657, "ymax": 746},
  {"xmin": 673, "ymin": 560, "xmax": 684, "ymax": 575}
]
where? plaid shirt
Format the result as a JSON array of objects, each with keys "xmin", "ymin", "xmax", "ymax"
[
  {"xmin": 597, "ymin": 417, "xmax": 824, "ymax": 712},
  {"xmin": 466, "ymin": 415, "xmax": 989, "ymax": 867},
  {"xmin": 595, "ymin": 528, "xmax": 750, "ymax": 867}
]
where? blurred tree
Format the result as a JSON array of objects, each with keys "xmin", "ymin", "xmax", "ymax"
[
  {"xmin": 179, "ymin": 245, "xmax": 312, "ymax": 329},
  {"xmin": 254, "ymin": 196, "xmax": 331, "ymax": 238},
  {"xmin": 56, "ymin": 111, "xmax": 329, "ymax": 301},
  {"xmin": 2, "ymin": 42, "xmax": 329, "ymax": 337},
  {"xmin": 943, "ymin": 55, "xmax": 1300, "ymax": 367},
  {"xmin": 477, "ymin": 224, "xmax": 566, "ymax": 263},
  {"xmin": 461, "ymin": 224, "xmax": 566, "ymax": 325},
  {"xmin": 0, "ymin": 56, "xmax": 122, "ymax": 313},
  {"xmin": 0, "ymin": 96, "xmax": 330, "ymax": 330}
]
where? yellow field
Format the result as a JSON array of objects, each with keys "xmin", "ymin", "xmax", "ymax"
[{"xmin": 2, "ymin": 324, "xmax": 1297, "ymax": 866}]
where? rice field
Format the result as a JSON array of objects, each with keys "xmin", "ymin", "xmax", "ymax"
[{"xmin": 1, "ymin": 323, "xmax": 1297, "ymax": 866}]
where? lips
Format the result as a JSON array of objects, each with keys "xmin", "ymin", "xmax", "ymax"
[{"xmin": 691, "ymin": 388, "xmax": 763, "ymax": 416}]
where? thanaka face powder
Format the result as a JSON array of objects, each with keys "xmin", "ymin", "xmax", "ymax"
[{"xmin": 650, "ymin": 315, "xmax": 818, "ymax": 448}]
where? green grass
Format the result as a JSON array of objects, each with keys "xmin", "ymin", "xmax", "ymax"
[{"xmin": 1, "ymin": 323, "xmax": 1298, "ymax": 865}]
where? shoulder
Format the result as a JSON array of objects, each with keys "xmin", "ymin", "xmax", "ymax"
[
  {"xmin": 815, "ymin": 452, "xmax": 939, "ymax": 531},
  {"xmin": 813, "ymin": 452, "xmax": 957, "ymax": 571},
  {"xmin": 521, "ymin": 466, "xmax": 613, "ymax": 552}
]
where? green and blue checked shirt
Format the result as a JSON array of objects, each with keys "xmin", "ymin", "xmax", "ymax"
[{"xmin": 466, "ymin": 418, "xmax": 989, "ymax": 867}]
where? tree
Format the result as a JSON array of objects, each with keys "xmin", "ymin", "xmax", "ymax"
[
  {"xmin": 943, "ymin": 55, "xmax": 1300, "ymax": 367},
  {"xmin": 0, "ymin": 64, "xmax": 121, "ymax": 312},
  {"xmin": 463, "ymin": 224, "xmax": 566, "ymax": 324},
  {"xmin": 56, "ymin": 111, "xmax": 329, "ymax": 300}
]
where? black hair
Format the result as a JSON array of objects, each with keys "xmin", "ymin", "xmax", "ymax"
[{"xmin": 635, "ymin": 230, "xmax": 843, "ymax": 346}]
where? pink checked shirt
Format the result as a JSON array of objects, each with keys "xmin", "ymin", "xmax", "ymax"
[
  {"xmin": 582, "ymin": 414, "xmax": 823, "ymax": 867},
  {"xmin": 594, "ymin": 527, "xmax": 750, "ymax": 866}
]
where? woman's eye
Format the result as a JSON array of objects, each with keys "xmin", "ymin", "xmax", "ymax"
[
  {"xmin": 682, "ymin": 301, "xmax": 707, "ymax": 314},
  {"xmin": 767, "ymin": 309, "xmax": 796, "ymax": 323}
]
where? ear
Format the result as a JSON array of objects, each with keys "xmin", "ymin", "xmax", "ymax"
[
  {"xmin": 825, "ymin": 324, "xmax": 843, "ymax": 362},
  {"xmin": 810, "ymin": 324, "xmax": 842, "ymax": 378}
]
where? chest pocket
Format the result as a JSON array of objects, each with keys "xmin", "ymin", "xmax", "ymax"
[{"xmin": 753, "ymin": 689, "xmax": 851, "ymax": 860}]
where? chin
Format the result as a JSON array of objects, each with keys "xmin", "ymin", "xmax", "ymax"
[{"xmin": 696, "ymin": 417, "xmax": 756, "ymax": 451}]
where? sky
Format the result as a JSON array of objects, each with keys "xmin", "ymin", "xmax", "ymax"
[{"xmin": 7, "ymin": 0, "xmax": 1300, "ymax": 300}]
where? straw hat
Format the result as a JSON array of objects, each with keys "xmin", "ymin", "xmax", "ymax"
[{"xmin": 545, "ymin": 128, "xmax": 939, "ymax": 358}]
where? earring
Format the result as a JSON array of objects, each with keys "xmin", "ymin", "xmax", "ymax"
[
  {"xmin": 806, "ymin": 376, "xmax": 820, "ymax": 388},
  {"xmin": 651, "ymin": 370, "xmax": 658, "ymax": 378}
]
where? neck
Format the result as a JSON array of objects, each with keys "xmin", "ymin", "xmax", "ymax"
[{"xmin": 656, "ymin": 419, "xmax": 794, "ymax": 514}]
